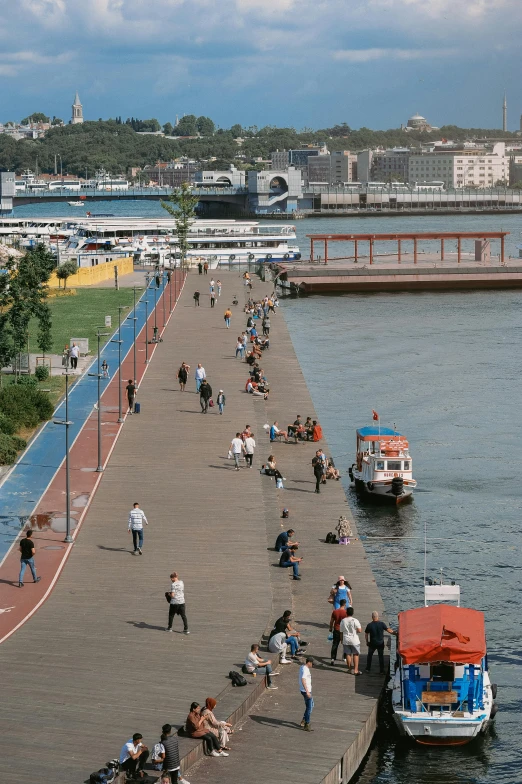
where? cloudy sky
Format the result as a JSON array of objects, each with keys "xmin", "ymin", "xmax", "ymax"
[{"xmin": 1, "ymin": 0, "xmax": 520, "ymax": 130}]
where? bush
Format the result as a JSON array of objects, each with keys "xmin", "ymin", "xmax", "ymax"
[
  {"xmin": 35, "ymin": 365, "xmax": 50, "ymax": 381},
  {"xmin": 0, "ymin": 412, "xmax": 16, "ymax": 435},
  {"xmin": 11, "ymin": 435, "xmax": 27, "ymax": 451},
  {"xmin": 13, "ymin": 376, "xmax": 38, "ymax": 388},
  {"xmin": 0, "ymin": 385, "xmax": 54, "ymax": 429},
  {"xmin": 0, "ymin": 433, "xmax": 18, "ymax": 464}
]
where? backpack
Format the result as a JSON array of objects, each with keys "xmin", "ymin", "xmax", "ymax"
[
  {"xmin": 229, "ymin": 670, "xmax": 248, "ymax": 687},
  {"xmin": 325, "ymin": 532, "xmax": 337, "ymax": 544},
  {"xmin": 89, "ymin": 768, "xmax": 115, "ymax": 784},
  {"xmin": 165, "ymin": 591, "xmax": 171, "ymax": 603}
]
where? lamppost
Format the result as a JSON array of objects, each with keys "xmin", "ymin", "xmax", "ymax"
[
  {"xmin": 162, "ymin": 270, "xmax": 167, "ymax": 326},
  {"xmin": 132, "ymin": 286, "xmax": 138, "ymax": 382},
  {"xmin": 153, "ymin": 275, "xmax": 158, "ymax": 341},
  {"xmin": 167, "ymin": 268, "xmax": 172, "ymax": 313},
  {"xmin": 53, "ymin": 363, "xmax": 73, "ymax": 543},
  {"xmin": 88, "ymin": 329, "xmax": 110, "ymax": 472},
  {"xmin": 144, "ymin": 296, "xmax": 150, "ymax": 363},
  {"xmin": 111, "ymin": 305, "xmax": 126, "ymax": 423}
]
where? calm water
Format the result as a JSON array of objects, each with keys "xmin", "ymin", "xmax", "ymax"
[{"xmin": 14, "ymin": 202, "xmax": 522, "ymax": 783}]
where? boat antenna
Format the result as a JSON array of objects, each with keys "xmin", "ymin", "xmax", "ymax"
[{"xmin": 423, "ymin": 518, "xmax": 428, "ymax": 586}]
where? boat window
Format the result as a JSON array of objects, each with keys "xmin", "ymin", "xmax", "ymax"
[
  {"xmin": 386, "ymin": 460, "xmax": 402, "ymax": 471},
  {"xmin": 376, "ymin": 461, "xmax": 384, "ymax": 471},
  {"xmin": 403, "ymin": 461, "xmax": 410, "ymax": 470}
]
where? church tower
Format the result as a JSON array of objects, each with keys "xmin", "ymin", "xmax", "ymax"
[
  {"xmin": 72, "ymin": 91, "xmax": 84, "ymax": 125},
  {"xmin": 502, "ymin": 92, "xmax": 507, "ymax": 133}
]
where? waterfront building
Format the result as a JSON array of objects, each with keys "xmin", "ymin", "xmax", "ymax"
[
  {"xmin": 71, "ymin": 92, "xmax": 83, "ymax": 125},
  {"xmin": 270, "ymin": 144, "xmax": 328, "ymax": 170},
  {"xmin": 194, "ymin": 166, "xmax": 245, "ymax": 188},
  {"xmin": 370, "ymin": 148, "xmax": 410, "ymax": 183},
  {"xmin": 307, "ymin": 151, "xmax": 357, "ymax": 185},
  {"xmin": 509, "ymin": 153, "xmax": 522, "ymax": 185},
  {"xmin": 143, "ymin": 161, "xmax": 199, "ymax": 187},
  {"xmin": 247, "ymin": 166, "xmax": 302, "ymax": 213},
  {"xmin": 408, "ymin": 142, "xmax": 508, "ymax": 188}
]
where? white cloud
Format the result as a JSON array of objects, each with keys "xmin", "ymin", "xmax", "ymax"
[{"xmin": 333, "ymin": 47, "xmax": 458, "ymax": 62}]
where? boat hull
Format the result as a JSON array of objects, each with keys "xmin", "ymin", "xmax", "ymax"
[
  {"xmin": 393, "ymin": 712, "xmax": 490, "ymax": 744},
  {"xmin": 353, "ymin": 477, "xmax": 413, "ymax": 504}
]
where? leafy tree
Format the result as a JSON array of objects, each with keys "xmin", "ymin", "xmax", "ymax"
[
  {"xmin": 161, "ymin": 182, "xmax": 199, "ymax": 269},
  {"xmin": 51, "ymin": 116, "xmax": 63, "ymax": 126},
  {"xmin": 196, "ymin": 116, "xmax": 215, "ymax": 136},
  {"xmin": 230, "ymin": 124, "xmax": 243, "ymax": 137},
  {"xmin": 173, "ymin": 115, "xmax": 198, "ymax": 136},
  {"xmin": 36, "ymin": 302, "xmax": 53, "ymax": 361},
  {"xmin": 56, "ymin": 260, "xmax": 78, "ymax": 290},
  {"xmin": 21, "ymin": 112, "xmax": 50, "ymax": 125},
  {"xmin": 163, "ymin": 122, "xmax": 174, "ymax": 136}
]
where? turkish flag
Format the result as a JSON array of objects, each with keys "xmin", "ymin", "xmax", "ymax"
[
  {"xmin": 372, "ymin": 410, "xmax": 379, "ymax": 421},
  {"xmin": 441, "ymin": 626, "xmax": 470, "ymax": 645}
]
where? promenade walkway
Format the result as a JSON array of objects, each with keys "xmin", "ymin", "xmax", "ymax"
[{"xmin": 0, "ymin": 270, "xmax": 385, "ymax": 784}]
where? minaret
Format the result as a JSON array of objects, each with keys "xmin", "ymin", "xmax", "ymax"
[
  {"xmin": 502, "ymin": 91, "xmax": 507, "ymax": 133},
  {"xmin": 72, "ymin": 91, "xmax": 84, "ymax": 125}
]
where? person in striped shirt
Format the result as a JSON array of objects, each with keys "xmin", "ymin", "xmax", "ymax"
[{"xmin": 128, "ymin": 502, "xmax": 148, "ymax": 555}]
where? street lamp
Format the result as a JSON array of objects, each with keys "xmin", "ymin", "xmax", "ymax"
[
  {"xmin": 88, "ymin": 329, "xmax": 110, "ymax": 472},
  {"xmin": 162, "ymin": 270, "xmax": 167, "ymax": 327},
  {"xmin": 53, "ymin": 365, "xmax": 74, "ymax": 543},
  {"xmin": 144, "ymin": 297, "xmax": 150, "ymax": 363},
  {"xmin": 132, "ymin": 286, "xmax": 138, "ymax": 382},
  {"xmin": 111, "ymin": 304, "xmax": 126, "ymax": 423},
  {"xmin": 167, "ymin": 268, "xmax": 172, "ymax": 313}
]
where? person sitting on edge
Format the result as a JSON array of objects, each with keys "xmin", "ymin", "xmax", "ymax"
[
  {"xmin": 269, "ymin": 610, "xmax": 307, "ymax": 659},
  {"xmin": 119, "ymin": 733, "xmax": 149, "ymax": 780},
  {"xmin": 274, "ymin": 528, "xmax": 298, "ymax": 552},
  {"xmin": 242, "ymin": 644, "xmax": 278, "ymax": 689},
  {"xmin": 304, "ymin": 417, "xmax": 313, "ymax": 439},
  {"xmin": 312, "ymin": 420, "xmax": 323, "ymax": 442},
  {"xmin": 326, "ymin": 458, "xmax": 341, "ymax": 480},
  {"xmin": 287, "ymin": 415, "xmax": 302, "ymax": 440},
  {"xmin": 270, "ymin": 421, "xmax": 289, "ymax": 443},
  {"xmin": 264, "ymin": 455, "xmax": 283, "ymax": 480},
  {"xmin": 185, "ymin": 703, "xmax": 229, "ymax": 757},
  {"xmin": 279, "ymin": 545, "xmax": 302, "ymax": 580},
  {"xmin": 268, "ymin": 630, "xmax": 298, "ymax": 663}
]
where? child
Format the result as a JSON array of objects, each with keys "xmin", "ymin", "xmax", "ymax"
[
  {"xmin": 217, "ymin": 390, "xmax": 226, "ymax": 415},
  {"xmin": 101, "ymin": 359, "xmax": 109, "ymax": 378}
]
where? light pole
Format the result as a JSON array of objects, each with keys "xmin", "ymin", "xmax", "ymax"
[
  {"xmin": 144, "ymin": 296, "xmax": 150, "ymax": 363},
  {"xmin": 162, "ymin": 270, "xmax": 167, "ymax": 326},
  {"xmin": 88, "ymin": 329, "xmax": 110, "ymax": 472},
  {"xmin": 112, "ymin": 305, "xmax": 126, "ymax": 423},
  {"xmin": 167, "ymin": 268, "xmax": 172, "ymax": 313},
  {"xmin": 53, "ymin": 364, "xmax": 74, "ymax": 543},
  {"xmin": 153, "ymin": 277, "xmax": 158, "ymax": 341},
  {"xmin": 132, "ymin": 286, "xmax": 138, "ymax": 381}
]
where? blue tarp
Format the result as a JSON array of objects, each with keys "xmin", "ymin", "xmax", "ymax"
[{"xmin": 356, "ymin": 426, "xmax": 401, "ymax": 438}]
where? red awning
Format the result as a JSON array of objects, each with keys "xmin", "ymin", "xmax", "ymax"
[{"xmin": 398, "ymin": 604, "xmax": 486, "ymax": 665}]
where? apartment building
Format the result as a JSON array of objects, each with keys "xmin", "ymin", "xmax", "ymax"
[
  {"xmin": 307, "ymin": 150, "xmax": 357, "ymax": 184},
  {"xmin": 408, "ymin": 143, "xmax": 508, "ymax": 188}
]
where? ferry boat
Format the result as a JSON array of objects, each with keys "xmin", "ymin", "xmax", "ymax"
[
  {"xmin": 68, "ymin": 201, "xmax": 84, "ymax": 207},
  {"xmin": 349, "ymin": 423, "xmax": 416, "ymax": 503},
  {"xmin": 389, "ymin": 580, "xmax": 497, "ymax": 745}
]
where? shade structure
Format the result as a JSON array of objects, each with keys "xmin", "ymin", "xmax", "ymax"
[{"xmin": 398, "ymin": 604, "xmax": 486, "ymax": 665}]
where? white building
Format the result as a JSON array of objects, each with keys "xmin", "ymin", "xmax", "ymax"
[
  {"xmin": 71, "ymin": 92, "xmax": 84, "ymax": 125},
  {"xmin": 408, "ymin": 142, "xmax": 508, "ymax": 188}
]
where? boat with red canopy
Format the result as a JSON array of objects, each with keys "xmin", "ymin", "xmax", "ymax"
[{"xmin": 349, "ymin": 420, "xmax": 416, "ymax": 503}]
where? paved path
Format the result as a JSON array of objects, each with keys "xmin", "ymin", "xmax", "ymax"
[{"xmin": 0, "ymin": 272, "xmax": 385, "ymax": 784}]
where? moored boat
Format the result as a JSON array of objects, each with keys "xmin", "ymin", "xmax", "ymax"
[
  {"xmin": 349, "ymin": 418, "xmax": 416, "ymax": 503},
  {"xmin": 389, "ymin": 582, "xmax": 497, "ymax": 744}
]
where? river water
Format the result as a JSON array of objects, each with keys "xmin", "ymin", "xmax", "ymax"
[{"xmin": 14, "ymin": 202, "xmax": 522, "ymax": 784}]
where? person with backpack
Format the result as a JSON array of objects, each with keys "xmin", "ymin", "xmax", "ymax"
[
  {"xmin": 166, "ymin": 572, "xmax": 189, "ymax": 634},
  {"xmin": 119, "ymin": 733, "xmax": 149, "ymax": 779},
  {"xmin": 243, "ymin": 644, "xmax": 278, "ymax": 689},
  {"xmin": 128, "ymin": 502, "xmax": 148, "ymax": 555}
]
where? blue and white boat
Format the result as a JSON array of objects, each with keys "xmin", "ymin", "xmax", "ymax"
[{"xmin": 349, "ymin": 425, "xmax": 416, "ymax": 503}]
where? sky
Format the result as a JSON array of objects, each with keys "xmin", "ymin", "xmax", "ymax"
[{"xmin": 0, "ymin": 0, "xmax": 521, "ymax": 131}]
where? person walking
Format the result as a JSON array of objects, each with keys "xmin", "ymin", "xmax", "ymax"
[
  {"xmin": 128, "ymin": 502, "xmax": 148, "ymax": 555},
  {"xmin": 210, "ymin": 291, "xmax": 216, "ymax": 308},
  {"xmin": 203, "ymin": 261, "xmax": 209, "ymax": 275},
  {"xmin": 216, "ymin": 280, "xmax": 222, "ymax": 297},
  {"xmin": 329, "ymin": 599, "xmax": 348, "ymax": 666},
  {"xmin": 18, "ymin": 529, "xmax": 41, "ymax": 587},
  {"xmin": 262, "ymin": 316, "xmax": 270, "ymax": 336},
  {"xmin": 210, "ymin": 278, "xmax": 215, "ymax": 291},
  {"xmin": 177, "ymin": 362, "xmax": 189, "ymax": 392},
  {"xmin": 299, "ymin": 657, "xmax": 314, "ymax": 731},
  {"xmin": 312, "ymin": 451, "xmax": 325, "ymax": 493},
  {"xmin": 217, "ymin": 389, "xmax": 226, "ymax": 415},
  {"xmin": 340, "ymin": 607, "xmax": 363, "ymax": 675},
  {"xmin": 69, "ymin": 342, "xmax": 80, "ymax": 370},
  {"xmin": 329, "ymin": 576, "xmax": 352, "ymax": 609},
  {"xmin": 101, "ymin": 359, "xmax": 110, "ymax": 378},
  {"xmin": 198, "ymin": 262, "xmax": 203, "ymax": 275},
  {"xmin": 224, "ymin": 308, "xmax": 232, "ymax": 329},
  {"xmin": 229, "ymin": 432, "xmax": 245, "ymax": 470},
  {"xmin": 235, "ymin": 337, "xmax": 244, "ymax": 359},
  {"xmin": 244, "ymin": 432, "xmax": 256, "ymax": 468},
  {"xmin": 365, "ymin": 611, "xmax": 396, "ymax": 674},
  {"xmin": 195, "ymin": 363, "xmax": 206, "ymax": 393},
  {"xmin": 126, "ymin": 379, "xmax": 136, "ymax": 415},
  {"xmin": 193, "ymin": 290, "xmax": 200, "ymax": 306},
  {"xmin": 199, "ymin": 378, "xmax": 213, "ymax": 413},
  {"xmin": 166, "ymin": 571, "xmax": 189, "ymax": 634}
]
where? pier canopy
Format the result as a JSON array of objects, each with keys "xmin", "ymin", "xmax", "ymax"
[
  {"xmin": 398, "ymin": 605, "xmax": 486, "ymax": 665},
  {"xmin": 306, "ymin": 230, "xmax": 510, "ymax": 265}
]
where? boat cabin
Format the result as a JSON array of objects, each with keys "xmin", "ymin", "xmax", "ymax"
[{"xmin": 355, "ymin": 426, "xmax": 412, "ymax": 476}]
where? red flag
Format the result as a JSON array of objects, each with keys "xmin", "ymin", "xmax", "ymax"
[
  {"xmin": 372, "ymin": 410, "xmax": 379, "ymax": 421},
  {"xmin": 441, "ymin": 626, "xmax": 470, "ymax": 645}
]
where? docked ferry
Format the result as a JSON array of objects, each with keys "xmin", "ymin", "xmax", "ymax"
[
  {"xmin": 349, "ymin": 425, "xmax": 416, "ymax": 503},
  {"xmin": 389, "ymin": 581, "xmax": 497, "ymax": 744}
]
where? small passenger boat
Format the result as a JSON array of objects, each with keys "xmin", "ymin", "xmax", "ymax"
[
  {"xmin": 389, "ymin": 581, "xmax": 497, "ymax": 744},
  {"xmin": 349, "ymin": 420, "xmax": 416, "ymax": 503},
  {"xmin": 68, "ymin": 201, "xmax": 84, "ymax": 206}
]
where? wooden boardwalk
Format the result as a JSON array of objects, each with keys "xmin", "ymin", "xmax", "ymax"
[{"xmin": 0, "ymin": 270, "xmax": 386, "ymax": 784}]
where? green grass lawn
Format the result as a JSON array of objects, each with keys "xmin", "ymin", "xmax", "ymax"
[{"xmin": 28, "ymin": 288, "xmax": 144, "ymax": 355}]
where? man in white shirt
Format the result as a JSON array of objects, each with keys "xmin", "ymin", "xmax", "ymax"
[
  {"xmin": 268, "ymin": 631, "xmax": 293, "ymax": 664},
  {"xmin": 128, "ymin": 502, "xmax": 148, "ymax": 555},
  {"xmin": 299, "ymin": 657, "xmax": 314, "ymax": 731},
  {"xmin": 230, "ymin": 432, "xmax": 245, "ymax": 471},
  {"xmin": 119, "ymin": 732, "xmax": 149, "ymax": 779},
  {"xmin": 244, "ymin": 433, "xmax": 256, "ymax": 468},
  {"xmin": 166, "ymin": 571, "xmax": 189, "ymax": 634},
  {"xmin": 195, "ymin": 363, "xmax": 206, "ymax": 393},
  {"xmin": 243, "ymin": 644, "xmax": 278, "ymax": 689},
  {"xmin": 340, "ymin": 606, "xmax": 363, "ymax": 675},
  {"xmin": 69, "ymin": 342, "xmax": 80, "ymax": 370}
]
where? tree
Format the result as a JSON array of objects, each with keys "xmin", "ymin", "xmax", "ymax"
[
  {"xmin": 230, "ymin": 124, "xmax": 242, "ymax": 137},
  {"xmin": 51, "ymin": 116, "xmax": 63, "ymax": 126},
  {"xmin": 21, "ymin": 112, "xmax": 50, "ymax": 125},
  {"xmin": 161, "ymin": 182, "xmax": 199, "ymax": 269},
  {"xmin": 36, "ymin": 302, "xmax": 53, "ymax": 362},
  {"xmin": 163, "ymin": 122, "xmax": 174, "ymax": 136},
  {"xmin": 173, "ymin": 115, "xmax": 198, "ymax": 136},
  {"xmin": 56, "ymin": 261, "xmax": 78, "ymax": 290},
  {"xmin": 196, "ymin": 116, "xmax": 215, "ymax": 136}
]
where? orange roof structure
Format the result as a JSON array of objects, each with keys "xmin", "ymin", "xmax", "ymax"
[{"xmin": 398, "ymin": 604, "xmax": 486, "ymax": 665}]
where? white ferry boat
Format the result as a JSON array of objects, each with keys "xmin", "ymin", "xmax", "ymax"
[
  {"xmin": 0, "ymin": 217, "xmax": 74, "ymax": 241},
  {"xmin": 389, "ymin": 581, "xmax": 497, "ymax": 745},
  {"xmin": 349, "ymin": 423, "xmax": 416, "ymax": 503},
  {"xmin": 59, "ymin": 218, "xmax": 301, "ymax": 267}
]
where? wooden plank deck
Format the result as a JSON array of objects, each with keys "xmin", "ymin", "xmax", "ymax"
[{"xmin": 0, "ymin": 270, "xmax": 386, "ymax": 784}]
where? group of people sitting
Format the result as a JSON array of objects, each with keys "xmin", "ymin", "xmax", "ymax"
[{"xmin": 245, "ymin": 362, "xmax": 270, "ymax": 398}]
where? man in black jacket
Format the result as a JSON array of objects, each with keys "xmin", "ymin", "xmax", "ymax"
[
  {"xmin": 199, "ymin": 379, "xmax": 213, "ymax": 413},
  {"xmin": 161, "ymin": 724, "xmax": 188, "ymax": 783}
]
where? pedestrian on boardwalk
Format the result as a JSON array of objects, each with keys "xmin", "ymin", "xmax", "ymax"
[
  {"xmin": 210, "ymin": 278, "xmax": 215, "ymax": 291},
  {"xmin": 193, "ymin": 290, "xmax": 200, "ymax": 306},
  {"xmin": 101, "ymin": 359, "xmax": 109, "ymax": 378},
  {"xmin": 158, "ymin": 724, "xmax": 188, "ymax": 784},
  {"xmin": 166, "ymin": 571, "xmax": 190, "ymax": 634},
  {"xmin": 229, "ymin": 432, "xmax": 245, "ymax": 470},
  {"xmin": 217, "ymin": 389, "xmax": 226, "ymax": 415},
  {"xmin": 128, "ymin": 502, "xmax": 148, "ymax": 555},
  {"xmin": 198, "ymin": 262, "xmax": 203, "ymax": 275},
  {"xmin": 18, "ymin": 529, "xmax": 41, "ymax": 587},
  {"xmin": 126, "ymin": 379, "xmax": 136, "ymax": 414},
  {"xmin": 235, "ymin": 337, "xmax": 244, "ymax": 359},
  {"xmin": 217, "ymin": 280, "xmax": 222, "ymax": 297},
  {"xmin": 365, "ymin": 611, "xmax": 396, "ymax": 674},
  {"xmin": 243, "ymin": 644, "xmax": 278, "ymax": 689},
  {"xmin": 299, "ymin": 657, "xmax": 314, "ymax": 731},
  {"xmin": 224, "ymin": 307, "xmax": 232, "ymax": 328},
  {"xmin": 340, "ymin": 607, "xmax": 363, "ymax": 675},
  {"xmin": 199, "ymin": 378, "xmax": 213, "ymax": 413},
  {"xmin": 329, "ymin": 576, "xmax": 352, "ymax": 609},
  {"xmin": 69, "ymin": 342, "xmax": 80, "ymax": 370},
  {"xmin": 177, "ymin": 362, "xmax": 189, "ymax": 392},
  {"xmin": 203, "ymin": 261, "xmax": 209, "ymax": 275},
  {"xmin": 312, "ymin": 449, "xmax": 327, "ymax": 493},
  {"xmin": 195, "ymin": 363, "xmax": 206, "ymax": 392},
  {"xmin": 210, "ymin": 291, "xmax": 216, "ymax": 308},
  {"xmin": 119, "ymin": 733, "xmax": 149, "ymax": 779},
  {"xmin": 262, "ymin": 316, "xmax": 270, "ymax": 336},
  {"xmin": 329, "ymin": 599, "xmax": 348, "ymax": 666},
  {"xmin": 244, "ymin": 432, "xmax": 256, "ymax": 468}
]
